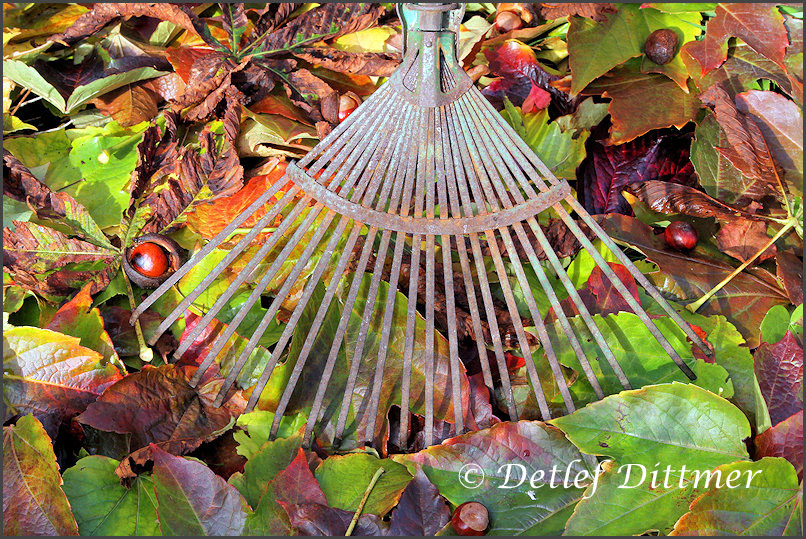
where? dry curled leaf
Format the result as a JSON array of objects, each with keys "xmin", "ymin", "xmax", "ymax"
[
  {"xmin": 539, "ymin": 3, "xmax": 617, "ymax": 23},
  {"xmin": 292, "ymin": 47, "xmax": 400, "ymax": 77}
]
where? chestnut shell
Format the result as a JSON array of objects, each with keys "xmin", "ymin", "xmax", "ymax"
[
  {"xmin": 122, "ymin": 233, "xmax": 184, "ymax": 288},
  {"xmin": 452, "ymin": 501, "xmax": 489, "ymax": 536},
  {"xmin": 644, "ymin": 28, "xmax": 678, "ymax": 65}
]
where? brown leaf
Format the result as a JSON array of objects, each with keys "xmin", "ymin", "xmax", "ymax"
[
  {"xmin": 51, "ymin": 3, "xmax": 200, "ymax": 47},
  {"xmin": 2, "ymin": 415, "xmax": 79, "ymax": 536},
  {"xmin": 681, "ymin": 3, "xmax": 789, "ymax": 77},
  {"xmin": 292, "ymin": 47, "xmax": 400, "ymax": 77},
  {"xmin": 776, "ymin": 249, "xmax": 803, "ymax": 305},
  {"xmin": 387, "ymin": 469, "xmax": 451, "ymax": 536},
  {"xmin": 699, "ymin": 84, "xmax": 782, "ymax": 201},
  {"xmin": 3, "ymin": 222, "xmax": 117, "ymax": 300},
  {"xmin": 77, "ymin": 363, "xmax": 245, "ymax": 456},
  {"xmin": 171, "ymin": 52, "xmax": 240, "ymax": 111},
  {"xmin": 598, "ymin": 213, "xmax": 789, "ymax": 347},
  {"xmin": 280, "ymin": 502, "xmax": 388, "ymax": 536},
  {"xmin": 627, "ymin": 180, "xmax": 766, "ymax": 223},
  {"xmin": 754, "ymin": 331, "xmax": 803, "ymax": 426},
  {"xmin": 538, "ymin": 3, "xmax": 617, "ymax": 22},
  {"xmin": 716, "ymin": 219, "xmax": 776, "ymax": 264},
  {"xmin": 286, "ymin": 68, "xmax": 339, "ymax": 124},
  {"xmin": 253, "ymin": 3, "xmax": 386, "ymax": 55},
  {"xmin": 754, "ymin": 411, "xmax": 803, "ymax": 480},
  {"xmin": 91, "ymin": 83, "xmax": 159, "ymax": 127}
]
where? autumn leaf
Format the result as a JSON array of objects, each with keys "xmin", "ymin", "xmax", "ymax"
[
  {"xmin": 681, "ymin": 3, "xmax": 790, "ymax": 77},
  {"xmin": 754, "ymin": 331, "xmax": 803, "ymax": 427},
  {"xmin": 2, "ymin": 415, "xmax": 79, "ymax": 536},
  {"xmin": 77, "ymin": 363, "xmax": 245, "ymax": 456},
  {"xmin": 4, "ymin": 326, "xmax": 123, "ymax": 438}
]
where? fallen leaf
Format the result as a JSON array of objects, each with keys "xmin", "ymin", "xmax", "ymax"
[
  {"xmin": 291, "ymin": 47, "xmax": 400, "ymax": 77},
  {"xmin": 669, "ymin": 458, "xmax": 802, "ymax": 536},
  {"xmin": 280, "ymin": 501, "xmax": 388, "ymax": 536},
  {"xmin": 681, "ymin": 3, "xmax": 789, "ymax": 77},
  {"xmin": 150, "ymin": 444, "xmax": 249, "ymax": 535},
  {"xmin": 754, "ymin": 332, "xmax": 803, "ymax": 426},
  {"xmin": 4, "ymin": 326, "xmax": 123, "ymax": 438},
  {"xmin": 91, "ymin": 82, "xmax": 160, "ymax": 127},
  {"xmin": 577, "ymin": 126, "xmax": 697, "ymax": 215},
  {"xmin": 716, "ymin": 219, "xmax": 776, "ymax": 263},
  {"xmin": 627, "ymin": 180, "xmax": 766, "ymax": 223},
  {"xmin": 387, "ymin": 468, "xmax": 451, "ymax": 536},
  {"xmin": 2, "ymin": 415, "xmax": 79, "ymax": 536},
  {"xmin": 776, "ymin": 249, "xmax": 803, "ymax": 305},
  {"xmin": 77, "ymin": 363, "xmax": 245, "ymax": 456},
  {"xmin": 754, "ymin": 412, "xmax": 803, "ymax": 480},
  {"xmin": 540, "ymin": 3, "xmax": 617, "ymax": 23}
]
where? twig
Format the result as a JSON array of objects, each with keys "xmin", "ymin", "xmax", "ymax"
[
  {"xmin": 686, "ymin": 221, "xmax": 794, "ymax": 313},
  {"xmin": 345, "ymin": 467, "xmax": 385, "ymax": 536},
  {"xmin": 121, "ymin": 269, "xmax": 154, "ymax": 363}
]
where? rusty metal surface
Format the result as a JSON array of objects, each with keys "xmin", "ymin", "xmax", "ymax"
[{"xmin": 132, "ymin": 2, "xmax": 709, "ymax": 451}]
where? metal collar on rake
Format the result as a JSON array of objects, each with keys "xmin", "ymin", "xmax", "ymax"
[{"xmin": 131, "ymin": 2, "xmax": 711, "ymax": 450}]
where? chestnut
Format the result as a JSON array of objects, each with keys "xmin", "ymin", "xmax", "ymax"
[
  {"xmin": 122, "ymin": 233, "xmax": 184, "ymax": 288},
  {"xmin": 452, "ymin": 501, "xmax": 489, "ymax": 536},
  {"xmin": 338, "ymin": 92, "xmax": 361, "ymax": 123},
  {"xmin": 644, "ymin": 29, "xmax": 678, "ymax": 65},
  {"xmin": 664, "ymin": 221, "xmax": 698, "ymax": 251}
]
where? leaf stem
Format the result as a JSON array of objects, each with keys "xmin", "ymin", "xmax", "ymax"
[
  {"xmin": 345, "ymin": 467, "xmax": 385, "ymax": 536},
  {"xmin": 121, "ymin": 269, "xmax": 153, "ymax": 363},
  {"xmin": 686, "ymin": 221, "xmax": 794, "ymax": 313}
]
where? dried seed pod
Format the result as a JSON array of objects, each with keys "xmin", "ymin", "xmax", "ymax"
[
  {"xmin": 123, "ymin": 233, "xmax": 184, "ymax": 288},
  {"xmin": 452, "ymin": 501, "xmax": 489, "ymax": 536},
  {"xmin": 644, "ymin": 28, "xmax": 678, "ymax": 65}
]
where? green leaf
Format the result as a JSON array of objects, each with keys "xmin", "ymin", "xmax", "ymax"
[
  {"xmin": 315, "ymin": 452, "xmax": 412, "ymax": 517},
  {"xmin": 500, "ymin": 101, "xmax": 588, "ymax": 182},
  {"xmin": 3, "ymin": 59, "xmax": 67, "ymax": 112},
  {"xmin": 65, "ymin": 67, "xmax": 166, "ymax": 113},
  {"xmin": 761, "ymin": 304, "xmax": 796, "ymax": 345},
  {"xmin": 567, "ymin": 5, "xmax": 703, "ymax": 95},
  {"xmin": 550, "ymin": 383, "xmax": 750, "ymax": 469},
  {"xmin": 2, "ymin": 415, "xmax": 79, "ymax": 536},
  {"xmin": 233, "ymin": 410, "xmax": 308, "ymax": 460},
  {"xmin": 229, "ymin": 432, "xmax": 303, "ymax": 508},
  {"xmin": 395, "ymin": 421, "xmax": 594, "ymax": 535},
  {"xmin": 670, "ymin": 458, "xmax": 803, "ymax": 536},
  {"xmin": 536, "ymin": 312, "xmax": 733, "ymax": 408},
  {"xmin": 150, "ymin": 445, "xmax": 249, "ymax": 535},
  {"xmin": 62, "ymin": 455, "xmax": 160, "ymax": 536}
]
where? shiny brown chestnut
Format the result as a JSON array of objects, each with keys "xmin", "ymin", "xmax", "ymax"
[
  {"xmin": 452, "ymin": 501, "xmax": 489, "ymax": 536},
  {"xmin": 122, "ymin": 233, "xmax": 184, "ymax": 288},
  {"xmin": 664, "ymin": 221, "xmax": 698, "ymax": 251}
]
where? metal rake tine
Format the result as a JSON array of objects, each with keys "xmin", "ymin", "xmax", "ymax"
[
  {"xmin": 307, "ymin": 92, "xmax": 403, "ymax": 183},
  {"xmin": 445, "ymin": 103, "xmax": 518, "ymax": 420},
  {"xmin": 333, "ymin": 103, "xmax": 424, "ymax": 445},
  {"xmin": 443, "ymin": 105, "xmax": 495, "ymax": 391},
  {"xmin": 149, "ymin": 186, "xmax": 304, "ymax": 344},
  {"xmin": 173, "ymin": 195, "xmax": 316, "ymax": 359},
  {"xmin": 131, "ymin": 180, "xmax": 296, "ymax": 326},
  {"xmin": 462, "ymin": 92, "xmax": 631, "ymax": 388},
  {"xmin": 399, "ymin": 106, "xmax": 429, "ymax": 448},
  {"xmin": 304, "ymin": 226, "xmax": 380, "ymax": 446},
  {"xmin": 266, "ymin": 219, "xmax": 362, "ymax": 437},
  {"xmin": 470, "ymin": 90, "xmax": 710, "ymax": 360},
  {"xmin": 461, "ymin": 97, "xmax": 607, "ymax": 399},
  {"xmin": 200, "ymin": 208, "xmax": 337, "ymax": 394},
  {"xmin": 333, "ymin": 228, "xmax": 395, "ymax": 444},
  {"xmin": 422, "ymin": 109, "xmax": 438, "ymax": 447},
  {"xmin": 299, "ymin": 85, "xmax": 393, "ymax": 171},
  {"xmin": 435, "ymin": 106, "xmax": 464, "ymax": 435}
]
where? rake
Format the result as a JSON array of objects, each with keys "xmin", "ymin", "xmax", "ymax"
[{"xmin": 131, "ymin": 3, "xmax": 711, "ymax": 449}]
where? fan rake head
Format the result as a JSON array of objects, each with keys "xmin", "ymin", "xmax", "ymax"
[{"xmin": 131, "ymin": 3, "xmax": 711, "ymax": 450}]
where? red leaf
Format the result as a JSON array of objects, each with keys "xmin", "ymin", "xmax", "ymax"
[
  {"xmin": 150, "ymin": 444, "xmax": 249, "ymax": 535},
  {"xmin": 776, "ymin": 250, "xmax": 803, "ymax": 306},
  {"xmin": 577, "ymin": 125, "xmax": 697, "ymax": 215},
  {"xmin": 754, "ymin": 411, "xmax": 803, "ymax": 480},
  {"xmin": 682, "ymin": 3, "xmax": 789, "ymax": 77},
  {"xmin": 715, "ymin": 219, "xmax": 777, "ymax": 264},
  {"xmin": 754, "ymin": 332, "xmax": 803, "ymax": 426},
  {"xmin": 78, "ymin": 363, "xmax": 245, "ymax": 456},
  {"xmin": 279, "ymin": 501, "xmax": 387, "ymax": 536},
  {"xmin": 388, "ymin": 468, "xmax": 451, "ymax": 536}
]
